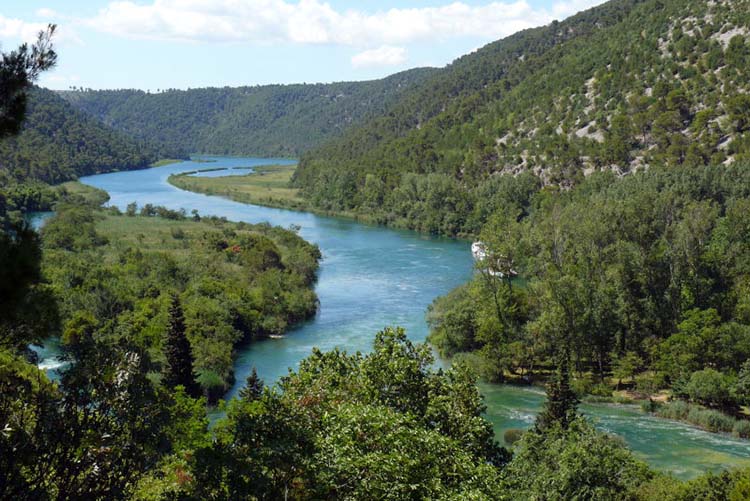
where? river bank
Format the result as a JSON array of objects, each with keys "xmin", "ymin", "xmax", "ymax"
[
  {"xmin": 167, "ymin": 163, "xmax": 479, "ymax": 239},
  {"xmin": 28, "ymin": 156, "xmax": 750, "ymax": 480}
]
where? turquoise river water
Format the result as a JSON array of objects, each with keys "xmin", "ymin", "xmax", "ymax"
[{"xmin": 35, "ymin": 156, "xmax": 750, "ymax": 480}]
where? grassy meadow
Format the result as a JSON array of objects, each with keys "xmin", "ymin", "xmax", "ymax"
[{"xmin": 169, "ymin": 164, "xmax": 309, "ymax": 210}]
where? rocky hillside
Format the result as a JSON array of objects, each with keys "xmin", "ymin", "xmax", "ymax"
[{"xmin": 294, "ymin": 0, "xmax": 750, "ymax": 235}]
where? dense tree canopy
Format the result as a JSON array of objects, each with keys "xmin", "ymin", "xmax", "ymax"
[
  {"xmin": 41, "ymin": 199, "xmax": 321, "ymax": 399},
  {"xmin": 0, "ymin": 87, "xmax": 168, "ymax": 184},
  {"xmin": 59, "ymin": 68, "xmax": 437, "ymax": 158},
  {"xmin": 428, "ymin": 165, "xmax": 750, "ymax": 429},
  {"xmin": 295, "ymin": 0, "xmax": 750, "ymax": 236}
]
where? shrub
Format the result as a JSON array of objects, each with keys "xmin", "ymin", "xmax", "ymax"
[
  {"xmin": 613, "ymin": 394, "xmax": 636, "ymax": 404},
  {"xmin": 684, "ymin": 369, "xmax": 737, "ymax": 409},
  {"xmin": 686, "ymin": 407, "xmax": 734, "ymax": 433},
  {"xmin": 733, "ymin": 420, "xmax": 750, "ymax": 439},
  {"xmin": 452, "ymin": 351, "xmax": 503, "ymax": 383},
  {"xmin": 571, "ymin": 376, "xmax": 594, "ymax": 397},
  {"xmin": 503, "ymin": 428, "xmax": 525, "ymax": 446},
  {"xmin": 735, "ymin": 360, "xmax": 750, "ymax": 406},
  {"xmin": 197, "ymin": 370, "xmax": 226, "ymax": 403},
  {"xmin": 656, "ymin": 400, "xmax": 690, "ymax": 420},
  {"xmin": 591, "ymin": 382, "xmax": 614, "ymax": 397},
  {"xmin": 641, "ymin": 399, "xmax": 663, "ymax": 413},
  {"xmin": 635, "ymin": 372, "xmax": 666, "ymax": 395}
]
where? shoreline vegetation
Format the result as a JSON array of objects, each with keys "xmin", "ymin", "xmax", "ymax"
[
  {"xmin": 149, "ymin": 157, "xmax": 218, "ymax": 169},
  {"xmin": 169, "ymin": 165, "xmax": 750, "ymax": 443},
  {"xmin": 37, "ymin": 184, "xmax": 322, "ymax": 403},
  {"xmin": 490, "ymin": 365, "xmax": 750, "ymax": 441},
  {"xmin": 149, "ymin": 158, "xmax": 184, "ymax": 167},
  {"xmin": 426, "ymin": 165, "xmax": 750, "ymax": 446},
  {"xmin": 168, "ymin": 164, "xmax": 323, "ymax": 212},
  {"xmin": 168, "ymin": 164, "xmax": 479, "ymax": 239}
]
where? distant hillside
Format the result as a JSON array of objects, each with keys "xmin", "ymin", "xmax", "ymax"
[
  {"xmin": 295, "ymin": 0, "xmax": 750, "ymax": 236},
  {"xmin": 0, "ymin": 87, "xmax": 169, "ymax": 184},
  {"xmin": 58, "ymin": 68, "xmax": 438, "ymax": 158}
]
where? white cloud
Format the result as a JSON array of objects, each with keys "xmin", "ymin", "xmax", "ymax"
[
  {"xmin": 84, "ymin": 0, "xmax": 607, "ymax": 47},
  {"xmin": 0, "ymin": 15, "xmax": 49, "ymax": 43},
  {"xmin": 0, "ymin": 14, "xmax": 82, "ymax": 47},
  {"xmin": 36, "ymin": 8, "xmax": 59, "ymax": 18},
  {"xmin": 352, "ymin": 45, "xmax": 407, "ymax": 68}
]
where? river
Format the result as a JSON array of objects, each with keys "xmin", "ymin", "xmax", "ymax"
[{"xmin": 37, "ymin": 156, "xmax": 750, "ymax": 480}]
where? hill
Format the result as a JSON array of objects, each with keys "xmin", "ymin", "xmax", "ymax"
[
  {"xmin": 58, "ymin": 67, "xmax": 438, "ymax": 158},
  {"xmin": 0, "ymin": 87, "xmax": 171, "ymax": 184},
  {"xmin": 294, "ymin": 0, "xmax": 750, "ymax": 236}
]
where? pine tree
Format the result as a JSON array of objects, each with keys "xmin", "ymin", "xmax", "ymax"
[
  {"xmin": 535, "ymin": 347, "xmax": 579, "ymax": 432},
  {"xmin": 163, "ymin": 293, "xmax": 200, "ymax": 397},
  {"xmin": 238, "ymin": 367, "xmax": 264, "ymax": 402}
]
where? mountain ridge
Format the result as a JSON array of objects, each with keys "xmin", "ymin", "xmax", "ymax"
[
  {"xmin": 293, "ymin": 0, "xmax": 750, "ymax": 235},
  {"xmin": 57, "ymin": 67, "xmax": 438, "ymax": 158},
  {"xmin": 0, "ymin": 87, "xmax": 169, "ymax": 184}
]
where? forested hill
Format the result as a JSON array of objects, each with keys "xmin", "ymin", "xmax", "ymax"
[
  {"xmin": 58, "ymin": 67, "xmax": 438, "ymax": 158},
  {"xmin": 294, "ymin": 0, "xmax": 750, "ymax": 236},
  {"xmin": 0, "ymin": 87, "xmax": 169, "ymax": 184}
]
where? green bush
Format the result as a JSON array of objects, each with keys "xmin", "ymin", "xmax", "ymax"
[
  {"xmin": 641, "ymin": 399, "xmax": 663, "ymax": 413},
  {"xmin": 591, "ymin": 382, "xmax": 614, "ymax": 397},
  {"xmin": 503, "ymin": 428, "xmax": 525, "ymax": 446},
  {"xmin": 656, "ymin": 400, "xmax": 690, "ymax": 420},
  {"xmin": 571, "ymin": 376, "xmax": 594, "ymax": 397},
  {"xmin": 657, "ymin": 400, "xmax": 743, "ymax": 435},
  {"xmin": 686, "ymin": 407, "xmax": 734, "ymax": 433},
  {"xmin": 635, "ymin": 373, "xmax": 666, "ymax": 395},
  {"xmin": 733, "ymin": 420, "xmax": 750, "ymax": 439},
  {"xmin": 684, "ymin": 369, "xmax": 737, "ymax": 409},
  {"xmin": 197, "ymin": 370, "xmax": 227, "ymax": 402}
]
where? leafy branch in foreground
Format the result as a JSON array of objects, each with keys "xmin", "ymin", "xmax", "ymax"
[{"xmin": 0, "ymin": 24, "xmax": 56, "ymax": 138}]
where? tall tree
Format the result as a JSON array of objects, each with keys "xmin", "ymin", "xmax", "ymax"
[
  {"xmin": 163, "ymin": 293, "xmax": 200, "ymax": 397},
  {"xmin": 239, "ymin": 366, "xmax": 264, "ymax": 402},
  {"xmin": 0, "ymin": 24, "xmax": 57, "ymax": 349},
  {"xmin": 535, "ymin": 348, "xmax": 579, "ymax": 432},
  {"xmin": 0, "ymin": 24, "xmax": 56, "ymax": 138}
]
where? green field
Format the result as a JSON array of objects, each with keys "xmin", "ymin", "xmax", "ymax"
[{"xmin": 169, "ymin": 164, "xmax": 309, "ymax": 210}]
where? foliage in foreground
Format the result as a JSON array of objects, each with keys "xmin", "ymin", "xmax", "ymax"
[{"xmin": 5, "ymin": 320, "xmax": 750, "ymax": 500}]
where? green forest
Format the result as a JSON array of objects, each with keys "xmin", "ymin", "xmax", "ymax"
[
  {"xmin": 58, "ymin": 67, "xmax": 436, "ymax": 158},
  {"xmin": 428, "ymin": 165, "xmax": 750, "ymax": 435},
  {"xmin": 40, "ymin": 193, "xmax": 320, "ymax": 400},
  {"xmin": 0, "ymin": 87, "xmax": 169, "ymax": 184},
  {"xmin": 294, "ymin": 0, "xmax": 750, "ymax": 236}
]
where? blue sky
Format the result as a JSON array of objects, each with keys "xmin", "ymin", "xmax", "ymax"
[{"xmin": 0, "ymin": 0, "xmax": 605, "ymax": 90}]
